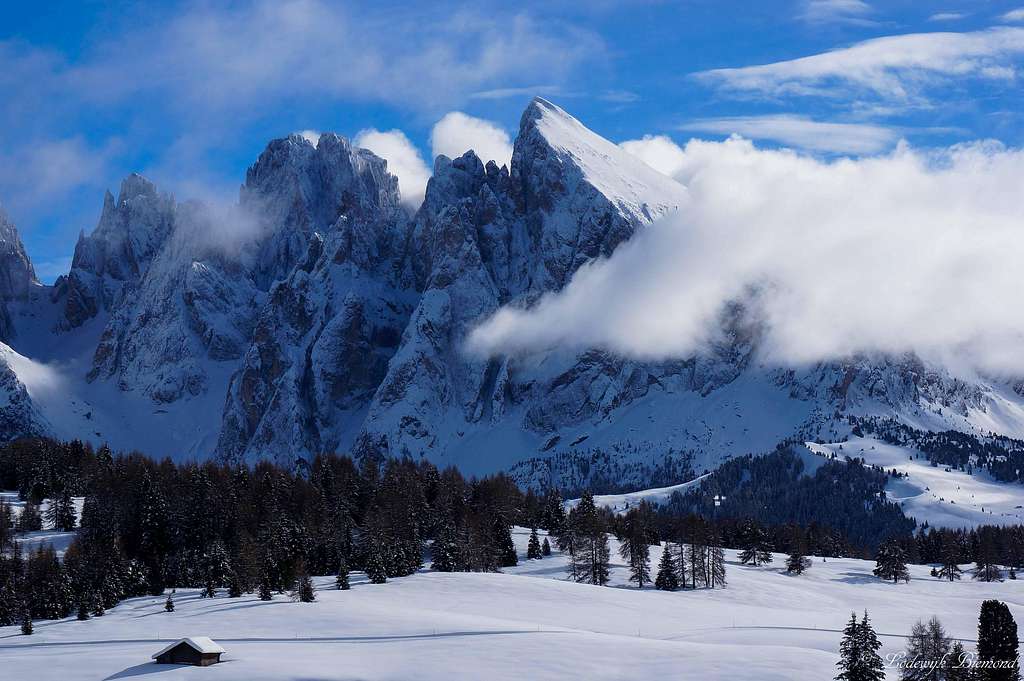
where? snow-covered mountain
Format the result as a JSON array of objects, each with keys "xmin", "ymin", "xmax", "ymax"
[{"xmin": 2, "ymin": 98, "xmax": 1024, "ymax": 489}]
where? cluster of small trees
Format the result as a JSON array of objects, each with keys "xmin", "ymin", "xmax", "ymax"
[{"xmin": 836, "ymin": 601, "xmax": 1019, "ymax": 681}]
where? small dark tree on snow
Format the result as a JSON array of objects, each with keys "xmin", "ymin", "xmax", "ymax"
[
  {"xmin": 164, "ymin": 592, "xmax": 175, "ymax": 612},
  {"xmin": 527, "ymin": 527, "xmax": 542, "ymax": 560},
  {"xmin": 16, "ymin": 501, "xmax": 42, "ymax": 532},
  {"xmin": 493, "ymin": 518, "xmax": 518, "ymax": 568},
  {"xmin": 977, "ymin": 599, "xmax": 1019, "ymax": 681},
  {"xmin": 336, "ymin": 559, "xmax": 350, "ymax": 590},
  {"xmin": 654, "ymin": 547, "xmax": 679, "ymax": 591},
  {"xmin": 431, "ymin": 524, "xmax": 460, "ymax": 572},
  {"xmin": 366, "ymin": 545, "xmax": 388, "ymax": 584},
  {"xmin": 46, "ymin": 492, "xmax": 76, "ymax": 532},
  {"xmin": 873, "ymin": 540, "xmax": 910, "ymax": 583},
  {"xmin": 202, "ymin": 579, "xmax": 216, "ymax": 599},
  {"xmin": 541, "ymin": 537, "xmax": 551, "ymax": 556},
  {"xmin": 228, "ymin": 573, "xmax": 243, "ymax": 598},
  {"xmin": 91, "ymin": 593, "xmax": 105, "ymax": 617},
  {"xmin": 20, "ymin": 607, "xmax": 32, "ymax": 636},
  {"xmin": 77, "ymin": 600, "xmax": 90, "ymax": 620},
  {"xmin": 738, "ymin": 520, "xmax": 773, "ymax": 566},
  {"xmin": 937, "ymin": 535, "xmax": 962, "ymax": 581},
  {"xmin": 293, "ymin": 569, "xmax": 316, "ymax": 603},
  {"xmin": 786, "ymin": 551, "xmax": 811, "ymax": 575},
  {"xmin": 258, "ymin": 575, "xmax": 273, "ymax": 601}
]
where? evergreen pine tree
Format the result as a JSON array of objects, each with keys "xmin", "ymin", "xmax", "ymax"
[
  {"xmin": 857, "ymin": 611, "xmax": 885, "ymax": 681},
  {"xmin": 873, "ymin": 540, "xmax": 910, "ymax": 583},
  {"xmin": 786, "ymin": 550, "xmax": 811, "ymax": 575},
  {"xmin": 835, "ymin": 612, "xmax": 862, "ymax": 681},
  {"xmin": 431, "ymin": 523, "xmax": 461, "ymax": 572},
  {"xmin": 541, "ymin": 537, "xmax": 551, "ymax": 556},
  {"xmin": 945, "ymin": 641, "xmax": 971, "ymax": 681},
  {"xmin": 836, "ymin": 611, "xmax": 885, "ymax": 681},
  {"xmin": 77, "ymin": 599, "xmax": 90, "ymax": 620},
  {"xmin": 336, "ymin": 559, "xmax": 350, "ymax": 590},
  {"xmin": 20, "ymin": 606, "xmax": 32, "ymax": 635},
  {"xmin": 293, "ymin": 568, "xmax": 316, "ymax": 603},
  {"xmin": 937, "ymin": 535, "xmax": 963, "ymax": 581},
  {"xmin": 738, "ymin": 520, "xmax": 773, "ymax": 566},
  {"xmin": 16, "ymin": 502, "xmax": 42, "ymax": 532},
  {"xmin": 977, "ymin": 599, "xmax": 1019, "ymax": 681},
  {"xmin": 527, "ymin": 527, "xmax": 542, "ymax": 560},
  {"xmin": 228, "ymin": 572, "xmax": 243, "ymax": 598},
  {"xmin": 258, "ymin": 574, "xmax": 273, "ymax": 601},
  {"xmin": 654, "ymin": 546, "xmax": 679, "ymax": 591},
  {"xmin": 366, "ymin": 544, "xmax": 388, "ymax": 584},
  {"xmin": 492, "ymin": 518, "xmax": 518, "ymax": 568},
  {"xmin": 164, "ymin": 592, "xmax": 175, "ymax": 612},
  {"xmin": 46, "ymin": 492, "xmax": 76, "ymax": 532},
  {"xmin": 708, "ymin": 542, "xmax": 727, "ymax": 588}
]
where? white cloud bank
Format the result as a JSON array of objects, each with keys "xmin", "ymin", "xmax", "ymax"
[
  {"xmin": 431, "ymin": 112, "xmax": 514, "ymax": 166},
  {"xmin": 468, "ymin": 136, "xmax": 1024, "ymax": 374}
]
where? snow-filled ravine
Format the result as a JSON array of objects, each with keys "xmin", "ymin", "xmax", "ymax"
[{"xmin": 1, "ymin": 527, "xmax": 1019, "ymax": 681}]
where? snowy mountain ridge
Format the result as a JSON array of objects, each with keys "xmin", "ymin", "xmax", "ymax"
[{"xmin": 1, "ymin": 98, "xmax": 1023, "ymax": 497}]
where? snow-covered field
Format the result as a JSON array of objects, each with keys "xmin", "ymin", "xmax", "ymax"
[
  {"xmin": 1, "ymin": 528, "xmax": 1018, "ymax": 680},
  {"xmin": 809, "ymin": 437, "xmax": 1024, "ymax": 529}
]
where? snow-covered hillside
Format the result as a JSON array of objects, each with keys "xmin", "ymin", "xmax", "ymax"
[
  {"xmin": 0, "ymin": 528, "xmax": 1014, "ymax": 680},
  {"xmin": 809, "ymin": 437, "xmax": 1024, "ymax": 529}
]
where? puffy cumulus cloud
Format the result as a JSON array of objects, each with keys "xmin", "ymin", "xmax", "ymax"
[
  {"xmin": 430, "ymin": 112, "xmax": 514, "ymax": 166},
  {"xmin": 696, "ymin": 27, "xmax": 1024, "ymax": 104},
  {"xmin": 468, "ymin": 136, "xmax": 1024, "ymax": 374},
  {"xmin": 1002, "ymin": 8, "xmax": 1024, "ymax": 22},
  {"xmin": 618, "ymin": 135, "xmax": 688, "ymax": 176},
  {"xmin": 353, "ymin": 128, "xmax": 431, "ymax": 211}
]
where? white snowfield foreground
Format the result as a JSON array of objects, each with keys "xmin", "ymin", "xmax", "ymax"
[{"xmin": 0, "ymin": 528, "xmax": 1017, "ymax": 680}]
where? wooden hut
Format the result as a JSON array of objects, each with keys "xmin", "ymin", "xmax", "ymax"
[{"xmin": 152, "ymin": 637, "xmax": 226, "ymax": 666}]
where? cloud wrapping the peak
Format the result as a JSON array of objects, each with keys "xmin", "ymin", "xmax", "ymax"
[
  {"xmin": 468, "ymin": 136, "xmax": 1024, "ymax": 374},
  {"xmin": 430, "ymin": 112, "xmax": 514, "ymax": 166},
  {"xmin": 353, "ymin": 128, "xmax": 431, "ymax": 211}
]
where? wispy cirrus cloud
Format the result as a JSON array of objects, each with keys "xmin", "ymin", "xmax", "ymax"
[
  {"xmin": 695, "ymin": 27, "xmax": 1024, "ymax": 105},
  {"xmin": 676, "ymin": 115, "xmax": 897, "ymax": 154},
  {"xmin": 798, "ymin": 0, "xmax": 876, "ymax": 27},
  {"xmin": 1001, "ymin": 8, "xmax": 1024, "ymax": 22},
  {"xmin": 928, "ymin": 12, "xmax": 967, "ymax": 22}
]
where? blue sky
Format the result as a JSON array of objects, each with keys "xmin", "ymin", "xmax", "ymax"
[{"xmin": 3, "ymin": 0, "xmax": 1024, "ymax": 281}]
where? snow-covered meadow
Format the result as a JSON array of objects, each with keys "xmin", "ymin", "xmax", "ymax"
[{"xmin": 0, "ymin": 527, "xmax": 1018, "ymax": 680}]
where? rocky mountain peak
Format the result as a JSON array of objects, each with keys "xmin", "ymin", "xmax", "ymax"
[
  {"xmin": 58, "ymin": 174, "xmax": 176, "ymax": 328},
  {"xmin": 0, "ymin": 207, "xmax": 37, "ymax": 301}
]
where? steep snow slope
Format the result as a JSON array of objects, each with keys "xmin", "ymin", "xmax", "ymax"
[{"xmin": 0, "ymin": 528, "xmax": 1016, "ymax": 681}]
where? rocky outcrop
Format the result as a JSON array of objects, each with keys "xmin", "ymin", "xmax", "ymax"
[{"xmin": 0, "ymin": 208, "xmax": 38, "ymax": 341}]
